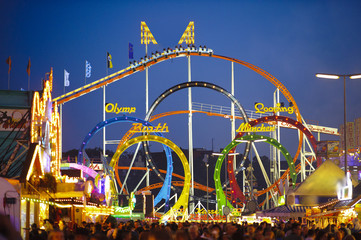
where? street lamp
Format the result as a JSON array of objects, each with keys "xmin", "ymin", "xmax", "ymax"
[
  {"xmin": 202, "ymin": 154, "xmax": 210, "ymax": 221},
  {"xmin": 316, "ymin": 73, "xmax": 361, "ymax": 175}
]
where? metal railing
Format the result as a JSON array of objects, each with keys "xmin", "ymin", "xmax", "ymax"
[{"xmin": 192, "ymin": 102, "xmax": 272, "ymax": 120}]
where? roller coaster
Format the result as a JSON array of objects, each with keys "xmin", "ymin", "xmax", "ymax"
[{"xmin": 54, "ymin": 37, "xmax": 339, "ymax": 221}]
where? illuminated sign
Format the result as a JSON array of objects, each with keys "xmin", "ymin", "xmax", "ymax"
[
  {"xmin": 89, "ymin": 163, "xmax": 103, "ymax": 171},
  {"xmin": 0, "ymin": 109, "xmax": 29, "ymax": 131},
  {"xmin": 255, "ymin": 103, "xmax": 294, "ymax": 114},
  {"xmin": 129, "ymin": 123, "xmax": 169, "ymax": 133},
  {"xmin": 105, "ymin": 103, "xmax": 136, "ymax": 114},
  {"xmin": 129, "ymin": 192, "xmax": 136, "ymax": 211},
  {"xmin": 114, "ymin": 206, "xmax": 131, "ymax": 214},
  {"xmin": 236, "ymin": 123, "xmax": 275, "ymax": 132},
  {"xmin": 337, "ymin": 172, "xmax": 353, "ymax": 200}
]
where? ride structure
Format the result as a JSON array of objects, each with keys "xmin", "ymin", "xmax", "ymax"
[{"xmin": 48, "ymin": 22, "xmax": 342, "ymax": 221}]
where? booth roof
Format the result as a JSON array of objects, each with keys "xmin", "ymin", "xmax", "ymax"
[
  {"xmin": 257, "ymin": 205, "xmax": 312, "ymax": 217},
  {"xmin": 294, "ymin": 160, "xmax": 345, "ymax": 196}
]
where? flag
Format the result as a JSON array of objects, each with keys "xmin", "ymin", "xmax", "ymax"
[
  {"xmin": 107, "ymin": 52, "xmax": 113, "ymax": 69},
  {"xmin": 85, "ymin": 60, "xmax": 91, "ymax": 78},
  {"xmin": 129, "ymin": 43, "xmax": 134, "ymax": 59},
  {"xmin": 6, "ymin": 56, "xmax": 11, "ymax": 74},
  {"xmin": 27, "ymin": 58, "xmax": 31, "ymax": 76},
  {"xmin": 64, "ymin": 69, "xmax": 70, "ymax": 87}
]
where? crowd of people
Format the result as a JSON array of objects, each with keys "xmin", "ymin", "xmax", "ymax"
[{"xmin": 26, "ymin": 218, "xmax": 361, "ymax": 240}]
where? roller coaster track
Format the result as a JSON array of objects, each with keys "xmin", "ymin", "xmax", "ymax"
[
  {"xmin": 53, "ymin": 47, "xmax": 307, "ymax": 200},
  {"xmin": 135, "ymin": 181, "xmax": 214, "ymax": 195},
  {"xmin": 116, "ymin": 110, "xmax": 311, "ymax": 199},
  {"xmin": 53, "ymin": 48, "xmax": 304, "ymax": 164},
  {"xmin": 116, "ymin": 166, "xmax": 237, "ymax": 201},
  {"xmin": 116, "ymin": 166, "xmax": 185, "ymax": 180}
]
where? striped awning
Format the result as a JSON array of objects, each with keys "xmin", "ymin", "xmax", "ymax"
[{"xmin": 257, "ymin": 205, "xmax": 312, "ymax": 217}]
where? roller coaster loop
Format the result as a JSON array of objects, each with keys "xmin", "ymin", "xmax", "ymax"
[
  {"xmin": 139, "ymin": 81, "xmax": 251, "ymax": 191},
  {"xmin": 228, "ymin": 115, "xmax": 317, "ymax": 204},
  {"xmin": 214, "ymin": 134, "xmax": 296, "ymax": 214},
  {"xmin": 116, "ymin": 135, "xmax": 190, "ymax": 223},
  {"xmin": 77, "ymin": 116, "xmax": 173, "ymax": 207}
]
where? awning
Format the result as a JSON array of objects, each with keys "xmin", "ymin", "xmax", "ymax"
[{"xmin": 256, "ymin": 205, "xmax": 312, "ymax": 218}]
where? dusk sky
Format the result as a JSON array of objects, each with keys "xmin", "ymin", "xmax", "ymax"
[{"xmin": 2, "ymin": 0, "xmax": 361, "ymax": 157}]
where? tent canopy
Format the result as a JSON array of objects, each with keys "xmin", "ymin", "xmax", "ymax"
[{"xmin": 294, "ymin": 160, "xmax": 346, "ymax": 196}]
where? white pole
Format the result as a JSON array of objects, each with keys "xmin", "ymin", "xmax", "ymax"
[
  {"xmin": 103, "ymin": 54, "xmax": 109, "ymax": 157},
  {"xmin": 272, "ymin": 91, "xmax": 277, "ymax": 182},
  {"xmin": 146, "ymin": 43, "xmax": 149, "ymax": 112},
  {"xmin": 231, "ymin": 62, "xmax": 236, "ymax": 170},
  {"xmin": 103, "ymin": 86, "xmax": 106, "ymax": 156},
  {"xmin": 145, "ymin": 43, "xmax": 150, "ymax": 187},
  {"xmin": 188, "ymin": 56, "xmax": 194, "ymax": 211},
  {"xmin": 252, "ymin": 142, "xmax": 277, "ymax": 205}
]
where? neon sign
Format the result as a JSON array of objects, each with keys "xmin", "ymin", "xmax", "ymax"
[
  {"xmin": 31, "ymin": 68, "xmax": 61, "ymax": 177},
  {"xmin": 105, "ymin": 103, "xmax": 136, "ymax": 114},
  {"xmin": 236, "ymin": 123, "xmax": 275, "ymax": 132},
  {"xmin": 255, "ymin": 103, "xmax": 294, "ymax": 114},
  {"xmin": 129, "ymin": 123, "xmax": 169, "ymax": 133}
]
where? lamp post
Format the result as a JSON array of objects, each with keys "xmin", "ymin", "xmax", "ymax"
[
  {"xmin": 316, "ymin": 73, "xmax": 361, "ymax": 175},
  {"xmin": 202, "ymin": 154, "xmax": 209, "ymax": 221}
]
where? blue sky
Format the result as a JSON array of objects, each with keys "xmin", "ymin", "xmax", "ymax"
[{"xmin": 1, "ymin": 0, "xmax": 361, "ymax": 155}]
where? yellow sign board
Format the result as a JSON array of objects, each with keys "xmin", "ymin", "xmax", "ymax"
[
  {"xmin": 236, "ymin": 123, "xmax": 275, "ymax": 132},
  {"xmin": 141, "ymin": 22, "xmax": 157, "ymax": 45},
  {"xmin": 178, "ymin": 21, "xmax": 194, "ymax": 45},
  {"xmin": 255, "ymin": 103, "xmax": 294, "ymax": 114},
  {"xmin": 129, "ymin": 123, "xmax": 169, "ymax": 133},
  {"xmin": 105, "ymin": 103, "xmax": 136, "ymax": 114}
]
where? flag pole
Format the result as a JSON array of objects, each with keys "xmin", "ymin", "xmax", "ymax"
[
  {"xmin": 85, "ymin": 60, "xmax": 86, "ymax": 85},
  {"xmin": 103, "ymin": 53, "xmax": 107, "ymax": 157},
  {"xmin": 106, "ymin": 52, "xmax": 108, "ymax": 77},
  {"xmin": 8, "ymin": 72, "xmax": 10, "ymax": 90}
]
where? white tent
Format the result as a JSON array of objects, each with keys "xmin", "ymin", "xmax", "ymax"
[{"xmin": 0, "ymin": 177, "xmax": 21, "ymax": 232}]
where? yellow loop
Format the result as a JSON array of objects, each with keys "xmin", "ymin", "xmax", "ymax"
[{"xmin": 115, "ymin": 135, "xmax": 191, "ymax": 222}]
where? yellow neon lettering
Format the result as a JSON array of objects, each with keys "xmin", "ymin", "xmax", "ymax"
[
  {"xmin": 237, "ymin": 123, "xmax": 275, "ymax": 132},
  {"xmin": 254, "ymin": 102, "xmax": 294, "ymax": 114},
  {"xmin": 105, "ymin": 103, "xmax": 114, "ymax": 113},
  {"xmin": 287, "ymin": 107, "xmax": 294, "ymax": 114},
  {"xmin": 130, "ymin": 123, "xmax": 169, "ymax": 133},
  {"xmin": 114, "ymin": 103, "xmax": 119, "ymax": 114},
  {"xmin": 160, "ymin": 123, "xmax": 169, "ymax": 132},
  {"xmin": 254, "ymin": 103, "xmax": 265, "ymax": 113},
  {"xmin": 132, "ymin": 123, "xmax": 142, "ymax": 132}
]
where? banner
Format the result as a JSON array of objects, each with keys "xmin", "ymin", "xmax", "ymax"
[
  {"xmin": 64, "ymin": 69, "xmax": 70, "ymax": 87},
  {"xmin": 317, "ymin": 141, "xmax": 339, "ymax": 158},
  {"xmin": 0, "ymin": 109, "xmax": 29, "ymax": 131},
  {"xmin": 6, "ymin": 56, "xmax": 11, "ymax": 73},
  {"xmin": 27, "ymin": 58, "xmax": 31, "ymax": 76},
  {"xmin": 316, "ymin": 141, "xmax": 328, "ymax": 157},
  {"xmin": 107, "ymin": 52, "xmax": 113, "ymax": 69},
  {"xmin": 85, "ymin": 60, "xmax": 91, "ymax": 78},
  {"xmin": 327, "ymin": 141, "xmax": 339, "ymax": 157},
  {"xmin": 129, "ymin": 43, "xmax": 133, "ymax": 59}
]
